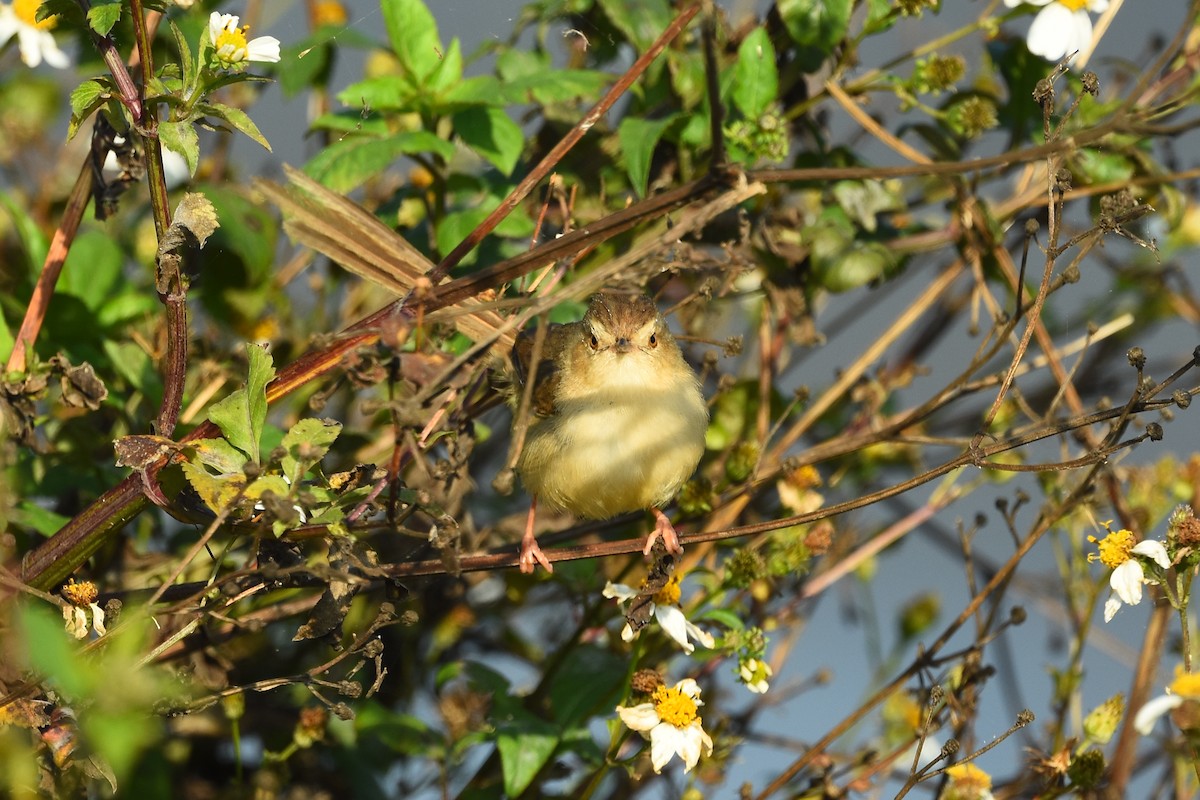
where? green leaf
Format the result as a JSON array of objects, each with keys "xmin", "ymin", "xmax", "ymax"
[
  {"xmin": 207, "ymin": 344, "xmax": 275, "ymax": 461},
  {"xmin": 86, "ymin": 0, "xmax": 121, "ymax": 34},
  {"xmin": 0, "ymin": 191, "xmax": 49, "ymax": 278},
  {"xmin": 280, "ymin": 418, "xmax": 342, "ymax": 483},
  {"xmin": 547, "ymin": 646, "xmax": 626, "ymax": 728},
  {"xmin": 189, "ymin": 437, "xmax": 252, "ymax": 474},
  {"xmin": 426, "ymin": 37, "xmax": 463, "ymax": 95},
  {"xmin": 732, "ymin": 27, "xmax": 779, "ymax": 120},
  {"xmin": 59, "ymin": 229, "xmax": 123, "ymax": 311},
  {"xmin": 381, "ymin": 0, "xmax": 442, "ymax": 82},
  {"xmin": 309, "ymin": 111, "xmax": 390, "ymax": 136},
  {"xmin": 158, "ymin": 120, "xmax": 199, "ymax": 178},
  {"xmin": 777, "ymin": 0, "xmax": 852, "ymax": 70},
  {"xmin": 453, "ymin": 106, "xmax": 523, "ymax": 175},
  {"xmin": 303, "ymin": 131, "xmax": 454, "ymax": 192},
  {"xmin": 14, "ymin": 501, "xmax": 71, "ymax": 536},
  {"xmin": 497, "ymin": 717, "xmax": 558, "ymax": 797},
  {"xmin": 169, "ymin": 20, "xmax": 195, "ymax": 97},
  {"xmin": 181, "ymin": 460, "xmax": 246, "ymax": 512},
  {"xmin": 338, "ymin": 75, "xmax": 416, "ymax": 112},
  {"xmin": 67, "ymin": 79, "xmax": 110, "ymax": 139},
  {"xmin": 20, "ymin": 604, "xmax": 91, "ymax": 696},
  {"xmin": 200, "ymin": 102, "xmax": 271, "ymax": 151},
  {"xmin": 618, "ymin": 114, "xmax": 678, "ymax": 198},
  {"xmin": 697, "ymin": 607, "xmax": 745, "ymax": 631},
  {"xmin": 596, "ymin": 0, "xmax": 672, "ymax": 51}
]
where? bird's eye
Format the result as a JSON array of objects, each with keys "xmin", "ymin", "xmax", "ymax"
[
  {"xmin": 589, "ymin": 334, "xmax": 599, "ymax": 349},
  {"xmin": 648, "ymin": 333, "xmax": 658, "ymax": 348}
]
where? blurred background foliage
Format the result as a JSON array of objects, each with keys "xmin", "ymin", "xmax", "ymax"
[{"xmin": 2, "ymin": 0, "xmax": 1200, "ymax": 797}]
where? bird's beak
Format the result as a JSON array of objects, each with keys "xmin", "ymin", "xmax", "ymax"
[{"xmin": 614, "ymin": 338, "xmax": 634, "ymax": 353}]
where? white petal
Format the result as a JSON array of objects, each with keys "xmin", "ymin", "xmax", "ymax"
[
  {"xmin": 0, "ymin": 13, "xmax": 19, "ymax": 48},
  {"xmin": 1103, "ymin": 595, "xmax": 1122, "ymax": 622},
  {"xmin": 648, "ymin": 722, "xmax": 685, "ymax": 773},
  {"xmin": 246, "ymin": 35, "xmax": 280, "ymax": 63},
  {"xmin": 683, "ymin": 618, "xmax": 715, "ymax": 650},
  {"xmin": 1133, "ymin": 694, "xmax": 1182, "ymax": 735},
  {"xmin": 209, "ymin": 12, "xmax": 236, "ymax": 38},
  {"xmin": 655, "ymin": 605, "xmax": 695, "ymax": 654},
  {"xmin": 1133, "ymin": 540, "xmax": 1171, "ymax": 570},
  {"xmin": 1087, "ymin": 0, "xmax": 1109, "ymax": 11},
  {"xmin": 90, "ymin": 603, "xmax": 106, "ymax": 636},
  {"xmin": 620, "ymin": 623, "xmax": 636, "ymax": 643},
  {"xmin": 677, "ymin": 724, "xmax": 705, "ymax": 772},
  {"xmin": 1110, "ymin": 560, "xmax": 1145, "ymax": 606},
  {"xmin": 616, "ymin": 703, "xmax": 660, "ymax": 733},
  {"xmin": 1025, "ymin": 5, "xmax": 1087, "ymax": 61},
  {"xmin": 674, "ymin": 678, "xmax": 702, "ymax": 702},
  {"xmin": 602, "ymin": 582, "xmax": 637, "ymax": 602}
]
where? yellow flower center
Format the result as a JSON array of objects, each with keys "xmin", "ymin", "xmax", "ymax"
[
  {"xmin": 785, "ymin": 464, "xmax": 822, "ymax": 490},
  {"xmin": 1058, "ymin": 0, "xmax": 1089, "ymax": 11},
  {"xmin": 652, "ymin": 685, "xmax": 698, "ymax": 728},
  {"xmin": 1169, "ymin": 667, "xmax": 1200, "ymax": 699},
  {"xmin": 215, "ymin": 21, "xmax": 250, "ymax": 61},
  {"xmin": 311, "ymin": 0, "xmax": 348, "ymax": 28},
  {"xmin": 61, "ymin": 579, "xmax": 98, "ymax": 607},
  {"xmin": 1088, "ymin": 528, "xmax": 1134, "ymax": 569},
  {"xmin": 945, "ymin": 763, "xmax": 992, "ymax": 790},
  {"xmin": 652, "ymin": 573, "xmax": 682, "ymax": 606},
  {"xmin": 14, "ymin": 0, "xmax": 55, "ymax": 30}
]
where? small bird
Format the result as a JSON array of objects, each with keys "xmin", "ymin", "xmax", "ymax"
[{"xmin": 511, "ymin": 292, "xmax": 709, "ymax": 573}]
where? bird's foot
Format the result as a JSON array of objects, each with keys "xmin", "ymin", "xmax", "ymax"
[
  {"xmin": 520, "ymin": 498, "xmax": 553, "ymax": 573},
  {"xmin": 644, "ymin": 507, "xmax": 684, "ymax": 557}
]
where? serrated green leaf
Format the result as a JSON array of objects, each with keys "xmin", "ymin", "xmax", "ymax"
[
  {"xmin": 200, "ymin": 101, "xmax": 271, "ymax": 151},
  {"xmin": 618, "ymin": 114, "xmax": 678, "ymax": 198},
  {"xmin": 733, "ymin": 27, "xmax": 778, "ymax": 120},
  {"xmin": 382, "ymin": 0, "xmax": 442, "ymax": 82},
  {"xmin": 86, "ymin": 0, "xmax": 121, "ymax": 35},
  {"xmin": 67, "ymin": 80, "xmax": 110, "ymax": 140},
  {"xmin": 453, "ymin": 106, "xmax": 523, "ymax": 175},
  {"xmin": 280, "ymin": 418, "xmax": 342, "ymax": 483},
  {"xmin": 497, "ymin": 719, "xmax": 558, "ymax": 797},
  {"xmin": 207, "ymin": 344, "xmax": 275, "ymax": 461},
  {"xmin": 303, "ymin": 131, "xmax": 453, "ymax": 192},
  {"xmin": 158, "ymin": 120, "xmax": 199, "ymax": 178},
  {"xmin": 169, "ymin": 20, "xmax": 195, "ymax": 96}
]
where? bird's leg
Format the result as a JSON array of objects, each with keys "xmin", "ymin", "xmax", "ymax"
[
  {"xmin": 644, "ymin": 507, "xmax": 684, "ymax": 556},
  {"xmin": 520, "ymin": 495, "xmax": 554, "ymax": 573}
]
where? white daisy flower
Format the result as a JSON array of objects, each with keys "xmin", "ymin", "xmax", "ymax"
[
  {"xmin": 207, "ymin": 12, "xmax": 280, "ymax": 69},
  {"xmin": 739, "ymin": 657, "xmax": 773, "ymax": 694},
  {"xmin": 616, "ymin": 678, "xmax": 714, "ymax": 774},
  {"xmin": 603, "ymin": 573, "xmax": 714, "ymax": 654},
  {"xmin": 1003, "ymin": 0, "xmax": 1109, "ymax": 62},
  {"xmin": 0, "ymin": 0, "xmax": 69, "ymax": 69},
  {"xmin": 1088, "ymin": 526, "xmax": 1170, "ymax": 622},
  {"xmin": 1133, "ymin": 667, "xmax": 1200, "ymax": 735},
  {"xmin": 60, "ymin": 579, "xmax": 107, "ymax": 639}
]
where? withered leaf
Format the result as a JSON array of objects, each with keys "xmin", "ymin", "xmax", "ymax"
[{"xmin": 623, "ymin": 545, "xmax": 678, "ymax": 636}]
